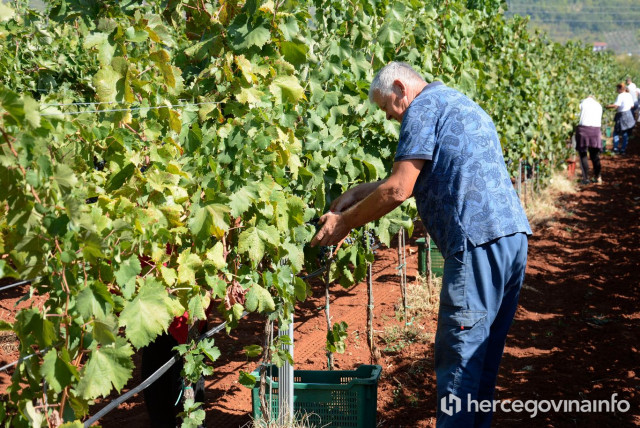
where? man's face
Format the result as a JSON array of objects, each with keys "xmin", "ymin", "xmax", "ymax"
[{"xmin": 373, "ymin": 82, "xmax": 407, "ymax": 123}]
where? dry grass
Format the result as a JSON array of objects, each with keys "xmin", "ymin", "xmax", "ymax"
[
  {"xmin": 524, "ymin": 170, "xmax": 577, "ymax": 229},
  {"xmin": 0, "ymin": 330, "xmax": 19, "ymax": 355},
  {"xmin": 245, "ymin": 412, "xmax": 325, "ymax": 428},
  {"xmin": 380, "ymin": 274, "xmax": 442, "ymax": 352},
  {"xmin": 406, "ymin": 274, "xmax": 442, "ymax": 316}
]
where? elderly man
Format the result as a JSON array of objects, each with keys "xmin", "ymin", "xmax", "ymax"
[{"xmin": 312, "ymin": 62, "xmax": 531, "ymax": 427}]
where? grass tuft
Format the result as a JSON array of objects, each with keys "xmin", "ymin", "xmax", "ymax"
[{"xmin": 524, "ymin": 170, "xmax": 577, "ymax": 228}]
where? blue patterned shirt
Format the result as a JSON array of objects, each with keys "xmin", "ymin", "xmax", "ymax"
[{"xmin": 395, "ymin": 82, "xmax": 532, "ymax": 258}]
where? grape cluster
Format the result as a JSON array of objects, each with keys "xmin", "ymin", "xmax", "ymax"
[{"xmin": 93, "ymin": 157, "xmax": 106, "ymax": 171}]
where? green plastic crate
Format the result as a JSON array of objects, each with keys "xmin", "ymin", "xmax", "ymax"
[
  {"xmin": 416, "ymin": 237, "xmax": 445, "ymax": 277},
  {"xmin": 251, "ymin": 365, "xmax": 382, "ymax": 428}
]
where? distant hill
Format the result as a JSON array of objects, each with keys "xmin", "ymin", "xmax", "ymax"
[{"xmin": 504, "ymin": 0, "xmax": 640, "ymax": 54}]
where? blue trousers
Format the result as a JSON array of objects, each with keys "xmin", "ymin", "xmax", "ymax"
[
  {"xmin": 613, "ymin": 129, "xmax": 631, "ymax": 153},
  {"xmin": 435, "ymin": 233, "xmax": 528, "ymax": 428}
]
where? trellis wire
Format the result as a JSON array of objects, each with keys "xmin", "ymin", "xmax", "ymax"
[
  {"xmin": 39, "ymin": 100, "xmax": 223, "ymax": 116},
  {"xmin": 0, "ymin": 279, "xmax": 31, "ymax": 292},
  {"xmin": 40, "ymin": 99, "xmax": 191, "ymax": 107},
  {"xmin": 0, "ymin": 345, "xmax": 53, "ymax": 373}
]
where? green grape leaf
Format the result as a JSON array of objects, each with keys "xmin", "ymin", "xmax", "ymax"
[
  {"xmin": 23, "ymin": 96, "xmax": 40, "ymax": 129},
  {"xmin": 59, "ymin": 422, "xmax": 84, "ymax": 428},
  {"xmin": 245, "ymin": 283, "xmax": 275, "ymax": 313},
  {"xmin": 76, "ymin": 338, "xmax": 134, "ymax": 399},
  {"xmin": 239, "ymin": 370, "xmax": 257, "ymax": 388},
  {"xmin": 0, "ymin": 260, "xmax": 18, "ymax": 279},
  {"xmin": 238, "ymin": 223, "xmax": 279, "ymax": 264},
  {"xmin": 83, "ymin": 32, "xmax": 115, "ymax": 66},
  {"xmin": 53, "ymin": 164, "xmax": 78, "ymax": 194},
  {"xmin": 160, "ymin": 266, "xmax": 177, "ymax": 286},
  {"xmin": 282, "ymin": 242, "xmax": 303, "ymax": 273},
  {"xmin": 228, "ymin": 14, "xmax": 271, "ymax": 50},
  {"xmin": 114, "ymin": 255, "xmax": 142, "ymax": 300},
  {"xmin": 293, "ymin": 276, "xmax": 310, "ymax": 301},
  {"xmin": 198, "ymin": 339, "xmax": 221, "ymax": 362},
  {"xmin": 229, "ymin": 185, "xmax": 257, "ymax": 218},
  {"xmin": 378, "ymin": 20, "xmax": 403, "ymax": 45},
  {"xmin": 205, "ymin": 275, "xmax": 227, "ymax": 299},
  {"xmin": 105, "ymin": 163, "xmax": 135, "ymax": 192},
  {"xmin": 14, "ymin": 308, "xmax": 56, "ymax": 348},
  {"xmin": 232, "ymin": 303, "xmax": 244, "ymax": 320},
  {"xmin": 278, "ymin": 15, "xmax": 299, "ymax": 41},
  {"xmin": 243, "ymin": 344, "xmax": 262, "ymax": 358},
  {"xmin": 0, "ymin": 89, "xmax": 23, "ymax": 123},
  {"xmin": 125, "ymin": 26, "xmax": 148, "ymax": 42},
  {"xmin": 236, "ymin": 87, "xmax": 264, "ymax": 105},
  {"xmin": 281, "ymin": 41, "xmax": 308, "ymax": 66},
  {"xmin": 41, "ymin": 349, "xmax": 79, "ymax": 394},
  {"xmin": 76, "ymin": 281, "xmax": 114, "ymax": 321},
  {"xmin": 188, "ymin": 291, "xmax": 210, "ymax": 321},
  {"xmin": 119, "ymin": 280, "xmax": 179, "ymax": 349},
  {"xmin": 93, "ymin": 317, "xmax": 117, "ymax": 345}
]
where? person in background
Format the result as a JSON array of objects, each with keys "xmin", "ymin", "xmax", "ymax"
[
  {"xmin": 606, "ymin": 83, "xmax": 635, "ymax": 155},
  {"xmin": 312, "ymin": 62, "xmax": 532, "ymax": 427},
  {"xmin": 625, "ymin": 77, "xmax": 639, "ymax": 120},
  {"xmin": 575, "ymin": 95, "xmax": 603, "ymax": 185}
]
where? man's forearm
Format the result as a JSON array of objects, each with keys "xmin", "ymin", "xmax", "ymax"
[
  {"xmin": 341, "ymin": 180, "xmax": 406, "ymax": 230},
  {"xmin": 351, "ymin": 180, "xmax": 387, "ymax": 202}
]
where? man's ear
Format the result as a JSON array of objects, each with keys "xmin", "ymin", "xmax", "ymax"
[{"xmin": 393, "ymin": 79, "xmax": 406, "ymax": 96}]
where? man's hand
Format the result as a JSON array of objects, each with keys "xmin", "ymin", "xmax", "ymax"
[
  {"xmin": 310, "ymin": 211, "xmax": 351, "ymax": 247},
  {"xmin": 330, "ymin": 190, "xmax": 358, "ymax": 213}
]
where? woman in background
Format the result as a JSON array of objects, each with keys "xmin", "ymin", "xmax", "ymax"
[
  {"xmin": 606, "ymin": 83, "xmax": 635, "ymax": 155},
  {"xmin": 575, "ymin": 95, "xmax": 603, "ymax": 185}
]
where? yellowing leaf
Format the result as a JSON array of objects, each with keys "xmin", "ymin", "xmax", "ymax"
[
  {"xmin": 188, "ymin": 202, "xmax": 230, "ymax": 241},
  {"xmin": 206, "ymin": 242, "xmax": 226, "ymax": 270},
  {"xmin": 93, "ymin": 66, "xmax": 121, "ymax": 103},
  {"xmin": 237, "ymin": 87, "xmax": 264, "ymax": 105},
  {"xmin": 269, "ymin": 75, "xmax": 305, "ymax": 104},
  {"xmin": 177, "ymin": 249, "xmax": 202, "ymax": 285},
  {"xmin": 0, "ymin": 3, "xmax": 15, "ymax": 22}
]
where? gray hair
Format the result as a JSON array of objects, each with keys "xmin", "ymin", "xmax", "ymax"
[{"xmin": 368, "ymin": 62, "xmax": 425, "ymax": 103}]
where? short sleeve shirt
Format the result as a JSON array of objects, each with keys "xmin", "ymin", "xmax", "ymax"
[
  {"xmin": 614, "ymin": 92, "xmax": 634, "ymax": 112},
  {"xmin": 395, "ymin": 82, "xmax": 532, "ymax": 259},
  {"xmin": 579, "ymin": 97, "xmax": 602, "ymax": 127}
]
